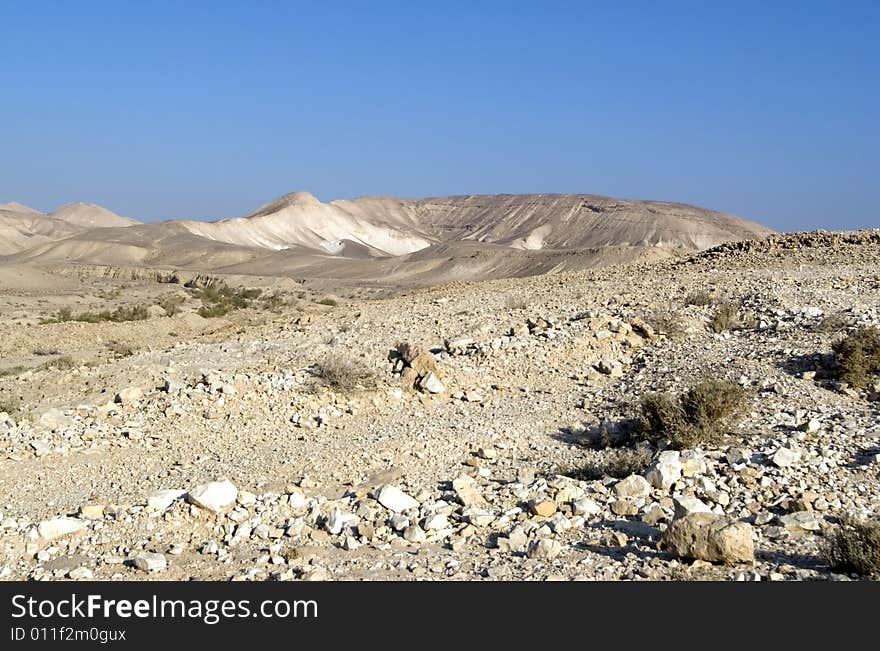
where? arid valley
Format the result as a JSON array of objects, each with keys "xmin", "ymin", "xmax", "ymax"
[{"xmin": 0, "ymin": 194, "xmax": 877, "ymax": 581}]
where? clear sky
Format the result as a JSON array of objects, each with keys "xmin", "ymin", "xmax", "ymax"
[{"xmin": 1, "ymin": 1, "xmax": 877, "ymax": 231}]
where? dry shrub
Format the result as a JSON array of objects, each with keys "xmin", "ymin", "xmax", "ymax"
[
  {"xmin": 316, "ymin": 295, "xmax": 340, "ymax": 307},
  {"xmin": 637, "ymin": 379, "xmax": 746, "ymax": 449},
  {"xmin": 566, "ymin": 446, "xmax": 653, "ymax": 481},
  {"xmin": 313, "ymin": 353, "xmax": 378, "ymax": 392},
  {"xmin": 826, "ymin": 515, "xmax": 880, "ymax": 576},
  {"xmin": 709, "ymin": 301, "xmax": 741, "ymax": 333},
  {"xmin": 832, "ymin": 326, "xmax": 880, "ymax": 388},
  {"xmin": 159, "ymin": 295, "xmax": 185, "ymax": 316},
  {"xmin": 504, "ymin": 295, "xmax": 528, "ymax": 310},
  {"xmin": 685, "ymin": 290, "xmax": 715, "ymax": 306},
  {"xmin": 646, "ymin": 310, "xmax": 688, "ymax": 339},
  {"xmin": 37, "ymin": 356, "xmax": 76, "ymax": 371}
]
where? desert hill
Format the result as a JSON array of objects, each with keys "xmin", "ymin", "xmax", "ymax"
[{"xmin": 1, "ymin": 192, "xmax": 773, "ymax": 283}]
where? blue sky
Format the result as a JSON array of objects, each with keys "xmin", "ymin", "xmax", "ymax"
[{"xmin": 1, "ymin": 1, "xmax": 877, "ymax": 230}]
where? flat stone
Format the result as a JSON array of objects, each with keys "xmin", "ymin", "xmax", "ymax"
[
  {"xmin": 132, "ymin": 552, "xmax": 167, "ymax": 573},
  {"xmin": 423, "ymin": 513, "xmax": 449, "ymax": 531},
  {"xmin": 673, "ymin": 495, "xmax": 712, "ymax": 519},
  {"xmin": 79, "ymin": 504, "xmax": 105, "ymax": 520},
  {"xmin": 376, "ymin": 485, "xmax": 420, "ymax": 512},
  {"xmin": 530, "ymin": 500, "xmax": 557, "ymax": 517},
  {"xmin": 146, "ymin": 489, "xmax": 186, "ymax": 513},
  {"xmin": 452, "ymin": 475, "xmax": 486, "ymax": 506},
  {"xmin": 38, "ymin": 517, "xmax": 87, "ymax": 542},
  {"xmin": 527, "ymin": 538, "xmax": 563, "ymax": 560},
  {"xmin": 572, "ymin": 497, "xmax": 601, "ymax": 517},
  {"xmin": 614, "ymin": 474, "xmax": 651, "ymax": 499},
  {"xmin": 419, "ymin": 372, "xmax": 446, "ymax": 394},
  {"xmin": 114, "ymin": 387, "xmax": 144, "ymax": 405},
  {"xmin": 645, "ymin": 450, "xmax": 683, "ymax": 490},
  {"xmin": 772, "ymin": 447, "xmax": 801, "ymax": 468},
  {"xmin": 186, "ymin": 480, "xmax": 238, "ymax": 514}
]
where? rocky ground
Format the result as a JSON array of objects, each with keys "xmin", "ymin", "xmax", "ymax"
[{"xmin": 0, "ymin": 229, "xmax": 878, "ymax": 582}]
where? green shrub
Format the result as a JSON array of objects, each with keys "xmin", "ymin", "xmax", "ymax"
[
  {"xmin": 195, "ymin": 282, "xmax": 261, "ymax": 316},
  {"xmin": 41, "ymin": 304, "xmax": 148, "ymax": 324},
  {"xmin": 832, "ymin": 326, "xmax": 880, "ymax": 388},
  {"xmin": 637, "ymin": 379, "xmax": 746, "ymax": 449},
  {"xmin": 826, "ymin": 515, "xmax": 880, "ymax": 576}
]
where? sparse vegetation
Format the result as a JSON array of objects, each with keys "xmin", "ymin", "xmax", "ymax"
[
  {"xmin": 636, "ymin": 379, "xmax": 746, "ymax": 449},
  {"xmin": 159, "ymin": 295, "xmax": 185, "ymax": 316},
  {"xmin": 647, "ymin": 309, "xmax": 688, "ymax": 339},
  {"xmin": 826, "ymin": 515, "xmax": 880, "ymax": 576},
  {"xmin": 566, "ymin": 446, "xmax": 653, "ymax": 481},
  {"xmin": 106, "ymin": 341, "xmax": 135, "ymax": 358},
  {"xmin": 832, "ymin": 326, "xmax": 880, "ymax": 388},
  {"xmin": 709, "ymin": 301, "xmax": 741, "ymax": 333},
  {"xmin": 316, "ymin": 295, "xmax": 340, "ymax": 307},
  {"xmin": 40, "ymin": 304, "xmax": 149, "ymax": 324},
  {"xmin": 312, "ymin": 353, "xmax": 379, "ymax": 392},
  {"xmin": 814, "ymin": 312, "xmax": 850, "ymax": 334},
  {"xmin": 0, "ymin": 395, "xmax": 20, "ymax": 414},
  {"xmin": 192, "ymin": 281, "xmax": 262, "ymax": 318},
  {"xmin": 32, "ymin": 347, "xmax": 61, "ymax": 356},
  {"xmin": 37, "ymin": 356, "xmax": 76, "ymax": 371},
  {"xmin": 685, "ymin": 290, "xmax": 715, "ymax": 306}
]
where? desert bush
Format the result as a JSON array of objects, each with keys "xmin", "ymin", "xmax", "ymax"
[
  {"xmin": 0, "ymin": 366, "xmax": 26, "ymax": 378},
  {"xmin": 566, "ymin": 446, "xmax": 653, "ymax": 481},
  {"xmin": 0, "ymin": 395, "xmax": 20, "ymax": 414},
  {"xmin": 813, "ymin": 312, "xmax": 850, "ymax": 334},
  {"xmin": 312, "ymin": 353, "xmax": 378, "ymax": 392},
  {"xmin": 832, "ymin": 326, "xmax": 880, "ymax": 389},
  {"xmin": 106, "ymin": 341, "xmax": 134, "ymax": 357},
  {"xmin": 685, "ymin": 290, "xmax": 715, "ymax": 306},
  {"xmin": 159, "ymin": 295, "xmax": 185, "ymax": 316},
  {"xmin": 37, "ymin": 356, "xmax": 76, "ymax": 371},
  {"xmin": 41, "ymin": 304, "xmax": 149, "ymax": 324},
  {"xmin": 315, "ymin": 295, "xmax": 340, "ymax": 307},
  {"xmin": 260, "ymin": 291, "xmax": 287, "ymax": 312},
  {"xmin": 826, "ymin": 515, "xmax": 880, "ymax": 576},
  {"xmin": 198, "ymin": 303, "xmax": 231, "ymax": 318},
  {"xmin": 195, "ymin": 282, "xmax": 261, "ymax": 317},
  {"xmin": 637, "ymin": 379, "xmax": 746, "ymax": 449},
  {"xmin": 646, "ymin": 309, "xmax": 688, "ymax": 339},
  {"xmin": 709, "ymin": 301, "xmax": 741, "ymax": 333}
]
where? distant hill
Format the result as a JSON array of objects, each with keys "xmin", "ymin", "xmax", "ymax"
[{"xmin": 1, "ymin": 191, "xmax": 773, "ymax": 283}]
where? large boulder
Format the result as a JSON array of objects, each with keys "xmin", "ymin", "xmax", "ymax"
[{"xmin": 662, "ymin": 512, "xmax": 754, "ymax": 564}]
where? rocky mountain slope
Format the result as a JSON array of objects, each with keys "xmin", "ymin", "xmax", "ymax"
[
  {"xmin": 0, "ymin": 229, "xmax": 877, "ymax": 581},
  {"xmin": 1, "ymin": 192, "xmax": 773, "ymax": 284}
]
